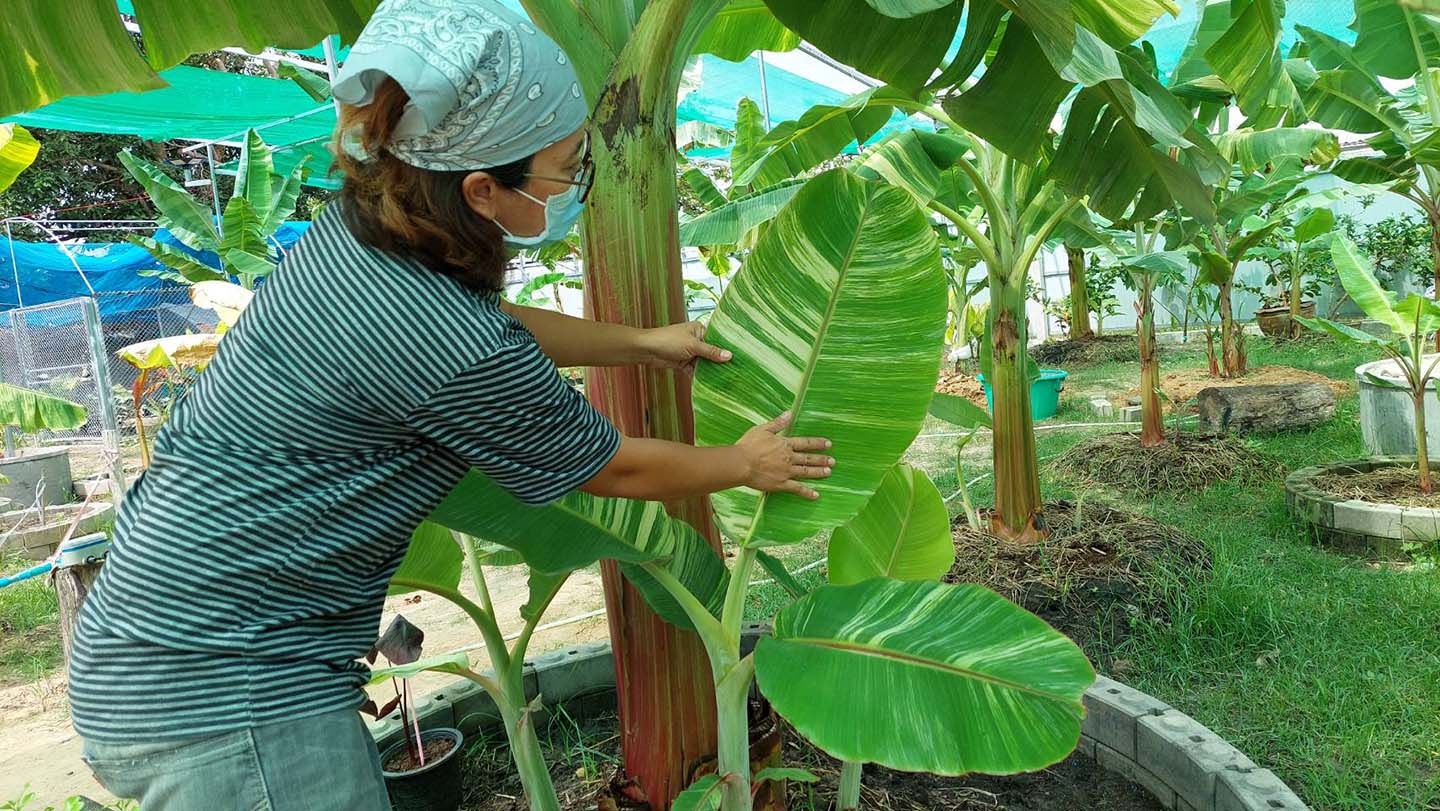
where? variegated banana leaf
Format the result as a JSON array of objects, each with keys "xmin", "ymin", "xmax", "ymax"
[
  {"xmin": 827, "ymin": 463, "xmax": 954, "ymax": 586},
  {"xmin": 426, "ymin": 471, "xmax": 728, "ymax": 629},
  {"xmin": 693, "ymin": 169, "xmax": 946, "ymax": 547},
  {"xmin": 117, "ymin": 334, "xmax": 223, "ymax": 371},
  {"xmin": 754, "ymin": 580, "xmax": 1095, "ymax": 776},
  {"xmin": 190, "ymin": 281, "xmax": 254, "ymax": 329}
]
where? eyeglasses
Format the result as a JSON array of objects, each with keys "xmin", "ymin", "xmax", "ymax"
[{"xmin": 524, "ymin": 137, "xmax": 596, "ymax": 203}]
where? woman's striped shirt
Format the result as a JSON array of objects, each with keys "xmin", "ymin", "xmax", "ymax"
[{"xmin": 69, "ymin": 206, "xmax": 620, "ymax": 742}]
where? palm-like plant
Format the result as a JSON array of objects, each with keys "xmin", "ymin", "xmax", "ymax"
[
  {"xmin": 0, "ymin": 123, "xmax": 39, "ymax": 193},
  {"xmin": 119, "ymin": 129, "xmax": 308, "ymax": 289}
]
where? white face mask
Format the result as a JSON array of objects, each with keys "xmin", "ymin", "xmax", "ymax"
[{"xmin": 495, "ymin": 183, "xmax": 585, "ymax": 249}]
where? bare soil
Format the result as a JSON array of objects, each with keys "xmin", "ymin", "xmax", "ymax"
[
  {"xmin": 935, "ymin": 370, "xmax": 988, "ymax": 409},
  {"xmin": 462, "ymin": 714, "xmax": 1164, "ymax": 811},
  {"xmin": 385, "ymin": 735, "xmax": 459, "ymax": 773},
  {"xmin": 1052, "ymin": 432, "xmax": 1272, "ymax": 493},
  {"xmin": 948, "ymin": 502, "xmax": 1207, "ymax": 673},
  {"xmin": 1126, "ymin": 365, "xmax": 1349, "ymax": 408},
  {"xmin": 1312, "ymin": 465, "xmax": 1440, "ymax": 509}
]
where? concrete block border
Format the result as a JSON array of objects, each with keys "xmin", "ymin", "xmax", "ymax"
[
  {"xmin": 1286, "ymin": 457, "xmax": 1440, "ymax": 560},
  {"xmin": 368, "ymin": 627, "xmax": 1308, "ymax": 811}
]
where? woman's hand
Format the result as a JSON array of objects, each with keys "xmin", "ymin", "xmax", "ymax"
[
  {"xmin": 736, "ymin": 413, "xmax": 834, "ymax": 500},
  {"xmin": 639, "ymin": 321, "xmax": 731, "ymax": 376}
]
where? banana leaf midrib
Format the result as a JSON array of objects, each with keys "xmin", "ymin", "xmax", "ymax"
[
  {"xmin": 770, "ymin": 636, "xmax": 1088, "ymax": 705},
  {"xmin": 743, "ymin": 187, "xmax": 879, "ymax": 547}
]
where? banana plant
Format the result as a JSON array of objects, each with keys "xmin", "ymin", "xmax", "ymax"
[
  {"xmin": 1116, "ymin": 238, "xmax": 1189, "ymax": 447},
  {"xmin": 0, "ymin": 123, "xmax": 39, "ymax": 193},
  {"xmin": 119, "ymin": 129, "xmax": 308, "ymax": 289},
  {"xmin": 0, "ymin": 383, "xmax": 87, "ymax": 445},
  {"xmin": 1295, "ymin": 9, "xmax": 1440, "ymax": 348},
  {"xmin": 1298, "ymin": 235, "xmax": 1440, "ymax": 491},
  {"xmin": 926, "ymin": 392, "xmax": 992, "ymax": 531}
]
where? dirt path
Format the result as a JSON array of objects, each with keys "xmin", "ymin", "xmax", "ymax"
[{"xmin": 0, "ymin": 563, "xmax": 609, "ymax": 806}]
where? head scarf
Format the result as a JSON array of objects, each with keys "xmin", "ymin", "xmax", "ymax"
[{"xmin": 331, "ymin": 0, "xmax": 586, "ymax": 171}]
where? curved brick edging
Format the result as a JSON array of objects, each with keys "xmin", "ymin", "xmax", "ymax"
[
  {"xmin": 1286, "ymin": 457, "xmax": 1440, "ymax": 560},
  {"xmin": 367, "ymin": 625, "xmax": 1308, "ymax": 811}
]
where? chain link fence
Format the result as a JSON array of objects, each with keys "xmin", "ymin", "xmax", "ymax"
[{"xmin": 0, "ymin": 287, "xmax": 214, "ymax": 486}]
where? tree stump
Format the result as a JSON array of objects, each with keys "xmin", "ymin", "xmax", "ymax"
[
  {"xmin": 51, "ymin": 559, "xmax": 104, "ymax": 667},
  {"xmin": 1197, "ymin": 383, "xmax": 1336, "ymax": 434}
]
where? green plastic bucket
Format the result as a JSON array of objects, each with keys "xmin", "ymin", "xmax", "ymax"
[{"xmin": 976, "ymin": 369, "xmax": 1068, "ymax": 421}]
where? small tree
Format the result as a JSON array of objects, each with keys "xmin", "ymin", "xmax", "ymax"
[
  {"xmin": 1247, "ymin": 206, "xmax": 1336, "ymax": 337},
  {"xmin": 1116, "ymin": 233, "xmax": 1189, "ymax": 448},
  {"xmin": 1298, "ymin": 235, "xmax": 1440, "ymax": 491}
]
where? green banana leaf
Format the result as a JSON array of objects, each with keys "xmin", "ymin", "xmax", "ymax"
[
  {"xmin": 368, "ymin": 651, "xmax": 471, "ymax": 685},
  {"xmin": 0, "ymin": 383, "xmax": 88, "ymax": 434},
  {"xmin": 694, "ymin": 0, "xmax": 801, "ymax": 62},
  {"xmin": 733, "ymin": 88, "xmax": 902, "ymax": 187},
  {"xmin": 927, "ymin": 392, "xmax": 991, "ymax": 429},
  {"xmin": 754, "ymin": 580, "xmax": 1095, "ymax": 775},
  {"xmin": 263, "ymin": 156, "xmax": 312, "ymax": 236},
  {"xmin": 827, "ymin": 464, "xmax": 955, "ymax": 586},
  {"xmin": 389, "ymin": 521, "xmax": 463, "ymax": 596},
  {"xmin": 1352, "ymin": 0, "xmax": 1440, "ymax": 80},
  {"xmin": 126, "ymin": 236, "xmax": 226, "ymax": 284},
  {"xmin": 278, "ymin": 63, "xmax": 334, "ymax": 103},
  {"xmin": 426, "ymin": 472, "xmax": 728, "ymax": 629},
  {"xmin": 118, "ymin": 150, "xmax": 219, "ymax": 253},
  {"xmin": 1, "ymin": 0, "xmax": 372, "ymax": 118},
  {"xmin": 1330, "ymin": 235, "xmax": 1409, "ymax": 336},
  {"xmin": 220, "ymin": 198, "xmax": 268, "ymax": 261},
  {"xmin": 1395, "ymin": 293, "xmax": 1440, "ymax": 340},
  {"xmin": 1293, "ymin": 208, "xmax": 1336, "ymax": 245},
  {"xmin": 681, "ymin": 166, "xmax": 728, "ymax": 213},
  {"xmin": 760, "ymin": 0, "xmax": 962, "ymax": 92},
  {"xmin": 693, "ymin": 169, "xmax": 947, "ymax": 547},
  {"xmin": 1293, "ymin": 315, "xmax": 1390, "ymax": 347},
  {"xmin": 854, "ymin": 130, "xmax": 971, "ymax": 206},
  {"xmin": 234, "ymin": 131, "xmax": 277, "ymax": 229},
  {"xmin": 0, "ymin": 124, "xmax": 39, "ymax": 193},
  {"xmin": 862, "ymin": 0, "xmax": 951, "ymax": 17},
  {"xmin": 1202, "ymin": 0, "xmax": 1302, "ymax": 124}
]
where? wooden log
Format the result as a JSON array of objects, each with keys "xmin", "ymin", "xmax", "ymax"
[
  {"xmin": 1197, "ymin": 383, "xmax": 1336, "ymax": 434},
  {"xmin": 51, "ymin": 560, "xmax": 104, "ymax": 667}
]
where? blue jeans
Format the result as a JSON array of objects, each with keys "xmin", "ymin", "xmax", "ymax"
[{"xmin": 79, "ymin": 709, "xmax": 391, "ymax": 811}]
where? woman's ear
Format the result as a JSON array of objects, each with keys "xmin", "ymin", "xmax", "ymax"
[{"xmin": 462, "ymin": 171, "xmax": 502, "ymax": 220}]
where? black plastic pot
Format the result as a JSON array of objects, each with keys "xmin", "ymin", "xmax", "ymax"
[{"xmin": 380, "ymin": 727, "xmax": 465, "ymax": 811}]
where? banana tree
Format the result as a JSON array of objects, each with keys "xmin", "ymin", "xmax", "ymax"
[
  {"xmin": 120, "ymin": 129, "xmax": 309, "ymax": 289},
  {"xmin": 0, "ymin": 124, "xmax": 39, "ymax": 193},
  {"xmin": 1298, "ymin": 235, "xmax": 1440, "ymax": 491},
  {"xmin": 521, "ymin": 0, "xmax": 1181, "ymax": 795},
  {"xmin": 1064, "ymin": 245, "xmax": 1095, "ymax": 341},
  {"xmin": 1117, "ymin": 238, "xmax": 1189, "ymax": 447},
  {"xmin": 1176, "ymin": 132, "xmax": 1340, "ymax": 378},
  {"xmin": 1296, "ymin": 10, "xmax": 1440, "ymax": 348}
]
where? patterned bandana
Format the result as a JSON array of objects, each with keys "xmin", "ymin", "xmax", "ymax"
[{"xmin": 331, "ymin": 0, "xmax": 586, "ymax": 171}]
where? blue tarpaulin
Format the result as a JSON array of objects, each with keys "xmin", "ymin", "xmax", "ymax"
[{"xmin": 0, "ymin": 222, "xmax": 310, "ymax": 321}]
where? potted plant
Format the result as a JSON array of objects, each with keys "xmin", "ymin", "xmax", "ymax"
[
  {"xmin": 365, "ymin": 616, "xmax": 465, "ymax": 811},
  {"xmin": 1290, "ymin": 234, "xmax": 1440, "ymax": 558},
  {"xmin": 1249, "ymin": 207, "xmax": 1334, "ymax": 338}
]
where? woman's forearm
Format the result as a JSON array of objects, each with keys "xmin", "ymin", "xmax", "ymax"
[
  {"xmin": 581, "ymin": 437, "xmax": 749, "ymax": 502},
  {"xmin": 503, "ymin": 302, "xmax": 647, "ymax": 367}
]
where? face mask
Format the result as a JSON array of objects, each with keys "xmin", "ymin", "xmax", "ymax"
[{"xmin": 496, "ymin": 184, "xmax": 584, "ymax": 249}]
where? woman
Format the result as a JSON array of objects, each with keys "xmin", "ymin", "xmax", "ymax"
[{"xmin": 68, "ymin": 2, "xmax": 832, "ymax": 809}]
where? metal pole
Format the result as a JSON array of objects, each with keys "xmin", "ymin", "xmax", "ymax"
[
  {"xmin": 322, "ymin": 36, "xmax": 343, "ymax": 118},
  {"xmin": 4, "ymin": 221, "xmax": 21, "ymax": 308},
  {"xmin": 757, "ymin": 51, "xmax": 773, "ymax": 130},
  {"xmin": 80, "ymin": 297, "xmax": 126, "ymax": 499},
  {"xmin": 206, "ymin": 144, "xmax": 224, "ymax": 237}
]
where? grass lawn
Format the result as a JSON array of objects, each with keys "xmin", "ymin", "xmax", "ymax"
[
  {"xmin": 0, "ymin": 553, "xmax": 60, "ymax": 687},
  {"xmin": 747, "ymin": 335, "xmax": 1439, "ymax": 811}
]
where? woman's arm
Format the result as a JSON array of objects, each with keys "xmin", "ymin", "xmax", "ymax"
[
  {"xmin": 581, "ymin": 413, "xmax": 834, "ymax": 502},
  {"xmin": 502, "ymin": 301, "xmax": 729, "ymax": 370}
]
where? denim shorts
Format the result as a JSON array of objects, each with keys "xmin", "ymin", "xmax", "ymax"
[{"xmin": 79, "ymin": 708, "xmax": 391, "ymax": 811}]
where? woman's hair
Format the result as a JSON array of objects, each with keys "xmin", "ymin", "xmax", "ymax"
[{"xmin": 333, "ymin": 78, "xmax": 531, "ymax": 293}]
